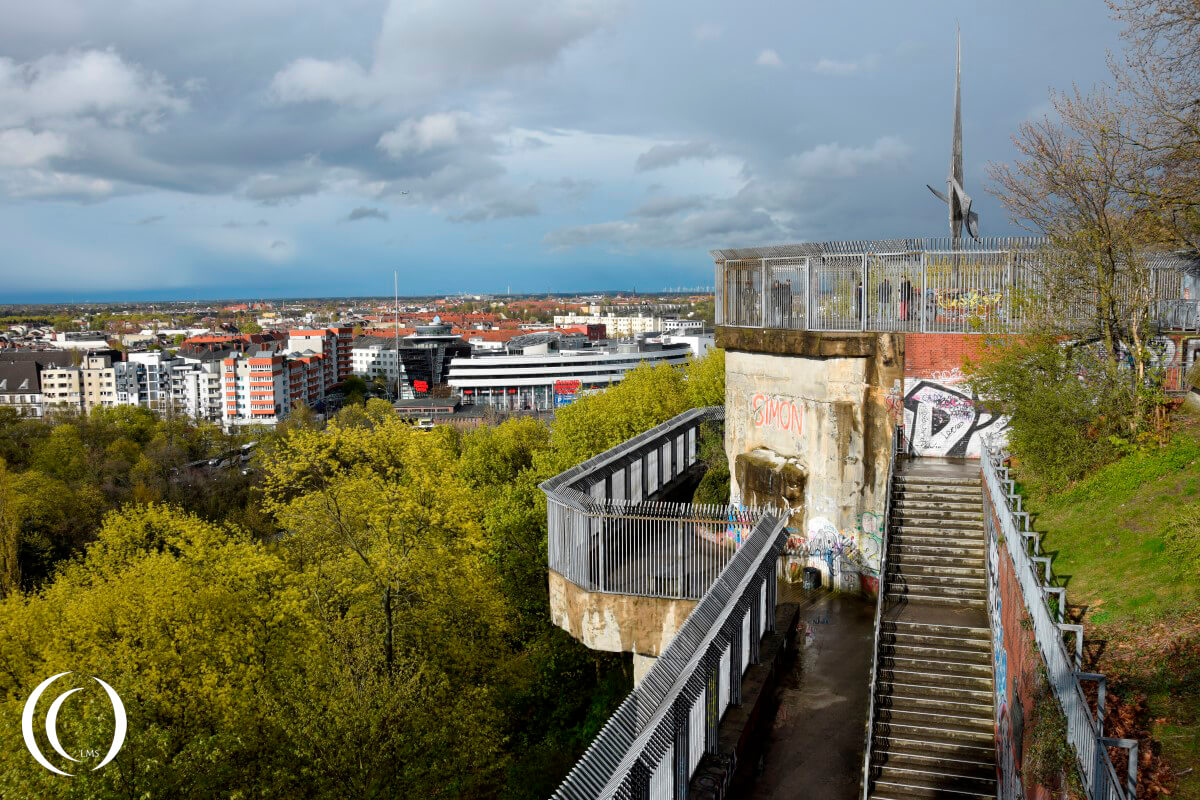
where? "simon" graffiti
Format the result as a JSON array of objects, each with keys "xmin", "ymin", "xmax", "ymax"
[{"xmin": 750, "ymin": 393, "xmax": 803, "ymax": 436}]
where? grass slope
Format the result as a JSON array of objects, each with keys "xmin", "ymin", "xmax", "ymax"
[{"xmin": 1025, "ymin": 412, "xmax": 1200, "ymax": 798}]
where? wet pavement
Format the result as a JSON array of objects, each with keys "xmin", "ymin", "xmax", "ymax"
[{"xmin": 748, "ymin": 587, "xmax": 876, "ymax": 800}]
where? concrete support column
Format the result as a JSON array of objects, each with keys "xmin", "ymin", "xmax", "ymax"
[{"xmin": 633, "ymin": 653, "xmax": 657, "ymax": 685}]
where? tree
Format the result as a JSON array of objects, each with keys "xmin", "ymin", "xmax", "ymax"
[{"xmin": 1110, "ymin": 0, "xmax": 1200, "ymax": 252}]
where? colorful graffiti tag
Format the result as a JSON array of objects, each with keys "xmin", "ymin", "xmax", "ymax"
[
  {"xmin": 750, "ymin": 393, "xmax": 803, "ymax": 437},
  {"xmin": 782, "ymin": 514, "xmax": 882, "ymax": 589}
]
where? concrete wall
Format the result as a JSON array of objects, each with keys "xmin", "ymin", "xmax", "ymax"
[
  {"xmin": 548, "ymin": 569, "xmax": 696, "ymax": 657},
  {"xmin": 717, "ymin": 328, "xmax": 902, "ymax": 592}
]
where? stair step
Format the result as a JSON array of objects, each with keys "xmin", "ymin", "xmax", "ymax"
[
  {"xmin": 881, "ymin": 630, "xmax": 991, "ymax": 651},
  {"xmin": 875, "ymin": 708, "xmax": 993, "ymax": 735},
  {"xmin": 889, "ymin": 553, "xmax": 985, "ymax": 569},
  {"xmin": 885, "ymin": 692, "xmax": 995, "ymax": 718},
  {"xmin": 886, "ymin": 582, "xmax": 987, "ymax": 600},
  {"xmin": 892, "ymin": 496, "xmax": 982, "ymax": 511},
  {"xmin": 880, "ymin": 654, "xmax": 992, "ymax": 676},
  {"xmin": 881, "ymin": 643, "xmax": 991, "ymax": 664},
  {"xmin": 873, "ymin": 750, "xmax": 995, "ymax": 780},
  {"xmin": 892, "ymin": 489, "xmax": 981, "ymax": 504},
  {"xmin": 883, "ymin": 620, "xmax": 991, "ymax": 638},
  {"xmin": 879, "ymin": 680, "xmax": 993, "ymax": 704},
  {"xmin": 891, "ymin": 542, "xmax": 984, "ymax": 558},
  {"xmin": 886, "ymin": 571, "xmax": 986, "ymax": 590},
  {"xmin": 883, "ymin": 591, "xmax": 987, "ymax": 609},
  {"xmin": 894, "ymin": 508, "xmax": 983, "ymax": 523},
  {"xmin": 894, "ymin": 521, "xmax": 984, "ymax": 535},
  {"xmin": 888, "ymin": 562, "xmax": 984, "ymax": 579},
  {"xmin": 874, "ymin": 734, "xmax": 996, "ymax": 764},
  {"xmin": 894, "ymin": 479, "xmax": 981, "ymax": 492},
  {"xmin": 871, "ymin": 771, "xmax": 996, "ymax": 800},
  {"xmin": 878, "ymin": 668, "xmax": 993, "ymax": 691}
]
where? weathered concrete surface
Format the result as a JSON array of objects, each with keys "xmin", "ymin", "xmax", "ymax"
[
  {"xmin": 723, "ymin": 332, "xmax": 902, "ymax": 590},
  {"xmin": 548, "ymin": 569, "xmax": 696, "ymax": 657},
  {"xmin": 632, "ymin": 653, "xmax": 656, "ymax": 685},
  {"xmin": 747, "ymin": 590, "xmax": 875, "ymax": 800},
  {"xmin": 717, "ymin": 326, "xmax": 883, "ymax": 358}
]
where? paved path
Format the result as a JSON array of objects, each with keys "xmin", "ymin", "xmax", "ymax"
[{"xmin": 749, "ymin": 588, "xmax": 876, "ymax": 800}]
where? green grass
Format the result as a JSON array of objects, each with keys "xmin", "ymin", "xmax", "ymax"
[
  {"xmin": 1027, "ymin": 425, "xmax": 1200, "ymax": 625},
  {"xmin": 1021, "ymin": 410, "xmax": 1200, "ymax": 799}
]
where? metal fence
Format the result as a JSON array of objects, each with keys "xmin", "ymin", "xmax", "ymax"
[
  {"xmin": 543, "ymin": 407, "xmax": 771, "ymax": 600},
  {"xmin": 981, "ymin": 437, "xmax": 1138, "ymax": 800},
  {"xmin": 549, "ymin": 511, "xmax": 789, "ymax": 799},
  {"xmin": 714, "ymin": 237, "xmax": 1198, "ymax": 334},
  {"xmin": 860, "ymin": 423, "xmax": 906, "ymax": 800}
]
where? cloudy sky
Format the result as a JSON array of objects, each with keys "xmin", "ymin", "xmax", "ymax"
[{"xmin": 0, "ymin": 0, "xmax": 1122, "ymax": 301}]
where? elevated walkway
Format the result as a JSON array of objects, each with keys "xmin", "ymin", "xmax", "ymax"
[{"xmin": 748, "ymin": 587, "xmax": 875, "ymax": 800}]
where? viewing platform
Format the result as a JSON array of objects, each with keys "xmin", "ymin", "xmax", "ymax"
[{"xmin": 713, "ymin": 236, "xmax": 1199, "ymax": 334}]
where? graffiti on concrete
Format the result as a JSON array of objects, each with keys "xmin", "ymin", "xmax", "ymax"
[
  {"xmin": 750, "ymin": 393, "xmax": 803, "ymax": 437},
  {"xmin": 782, "ymin": 515, "xmax": 882, "ymax": 585},
  {"xmin": 903, "ymin": 379, "xmax": 1007, "ymax": 458}
]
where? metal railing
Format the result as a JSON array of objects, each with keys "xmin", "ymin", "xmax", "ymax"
[
  {"xmin": 981, "ymin": 437, "xmax": 1138, "ymax": 800},
  {"xmin": 860, "ymin": 422, "xmax": 905, "ymax": 800},
  {"xmin": 549, "ymin": 511, "xmax": 788, "ymax": 799},
  {"xmin": 543, "ymin": 407, "xmax": 770, "ymax": 600},
  {"xmin": 714, "ymin": 237, "xmax": 1196, "ymax": 334}
]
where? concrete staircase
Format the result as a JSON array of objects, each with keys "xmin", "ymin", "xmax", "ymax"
[
  {"xmin": 885, "ymin": 465, "xmax": 986, "ymax": 609},
  {"xmin": 866, "ymin": 459, "xmax": 997, "ymax": 800}
]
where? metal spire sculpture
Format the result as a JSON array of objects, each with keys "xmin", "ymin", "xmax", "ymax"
[{"xmin": 927, "ymin": 27, "xmax": 980, "ymax": 243}]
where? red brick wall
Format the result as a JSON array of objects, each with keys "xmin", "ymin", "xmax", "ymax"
[
  {"xmin": 904, "ymin": 333, "xmax": 990, "ymax": 379},
  {"xmin": 986, "ymin": 493, "xmax": 1057, "ymax": 800}
]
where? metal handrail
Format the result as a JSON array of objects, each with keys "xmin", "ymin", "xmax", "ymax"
[
  {"xmin": 549, "ymin": 512, "xmax": 788, "ymax": 799},
  {"xmin": 544, "ymin": 406, "xmax": 775, "ymax": 601},
  {"xmin": 981, "ymin": 436, "xmax": 1136, "ymax": 800},
  {"xmin": 859, "ymin": 422, "xmax": 904, "ymax": 800}
]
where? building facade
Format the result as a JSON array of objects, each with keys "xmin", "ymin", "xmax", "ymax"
[{"xmin": 447, "ymin": 339, "xmax": 692, "ymax": 411}]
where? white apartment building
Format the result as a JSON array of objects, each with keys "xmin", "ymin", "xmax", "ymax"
[
  {"xmin": 447, "ymin": 339, "xmax": 692, "ymax": 411},
  {"xmin": 650, "ymin": 332, "xmax": 715, "ymax": 358},
  {"xmin": 551, "ymin": 313, "xmax": 705, "ymax": 338},
  {"xmin": 552, "ymin": 313, "xmax": 664, "ymax": 337},
  {"xmin": 169, "ymin": 358, "xmax": 224, "ymax": 422}
]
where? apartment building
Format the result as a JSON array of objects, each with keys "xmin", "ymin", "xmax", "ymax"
[
  {"xmin": 81, "ymin": 355, "xmax": 119, "ymax": 411},
  {"xmin": 40, "ymin": 366, "xmax": 83, "ymax": 411},
  {"xmin": 169, "ymin": 356, "xmax": 224, "ymax": 422},
  {"xmin": 0, "ymin": 362, "xmax": 44, "ymax": 417},
  {"xmin": 551, "ymin": 313, "xmax": 704, "ymax": 337},
  {"xmin": 288, "ymin": 327, "xmax": 352, "ymax": 381},
  {"xmin": 222, "ymin": 352, "xmax": 287, "ymax": 427}
]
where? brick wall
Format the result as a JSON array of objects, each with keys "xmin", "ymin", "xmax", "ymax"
[{"xmin": 903, "ymin": 333, "xmax": 990, "ymax": 379}]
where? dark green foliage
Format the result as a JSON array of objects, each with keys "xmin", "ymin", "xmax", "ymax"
[
  {"xmin": 1024, "ymin": 667, "xmax": 1086, "ymax": 798},
  {"xmin": 968, "ymin": 335, "xmax": 1165, "ymax": 493},
  {"xmin": 692, "ymin": 422, "xmax": 730, "ymax": 505}
]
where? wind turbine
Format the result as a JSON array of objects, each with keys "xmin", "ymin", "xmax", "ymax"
[{"xmin": 927, "ymin": 27, "xmax": 979, "ymax": 244}]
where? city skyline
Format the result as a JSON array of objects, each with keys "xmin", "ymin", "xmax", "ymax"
[{"xmin": 0, "ymin": 1, "xmax": 1124, "ymax": 301}]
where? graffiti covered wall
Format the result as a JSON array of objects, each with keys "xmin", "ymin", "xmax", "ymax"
[
  {"xmin": 986, "ymin": 483, "xmax": 1056, "ymax": 800},
  {"xmin": 903, "ymin": 334, "xmax": 1008, "ymax": 458},
  {"xmin": 720, "ymin": 330, "xmax": 902, "ymax": 594}
]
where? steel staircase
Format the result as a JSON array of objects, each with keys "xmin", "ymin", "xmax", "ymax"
[{"xmin": 865, "ymin": 459, "xmax": 997, "ymax": 800}]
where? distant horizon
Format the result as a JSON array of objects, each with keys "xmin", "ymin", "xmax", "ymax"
[{"xmin": 0, "ymin": 286, "xmax": 716, "ymax": 307}]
